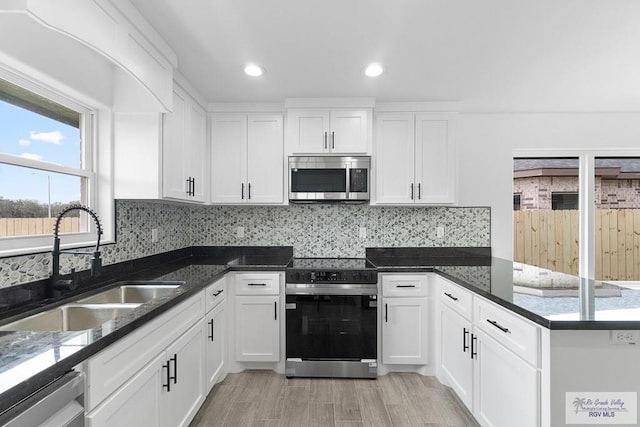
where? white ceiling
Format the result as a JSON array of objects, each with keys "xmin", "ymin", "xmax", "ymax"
[{"xmin": 129, "ymin": 0, "xmax": 640, "ymax": 112}]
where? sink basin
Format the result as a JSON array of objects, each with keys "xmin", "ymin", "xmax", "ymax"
[
  {"xmin": 75, "ymin": 283, "xmax": 181, "ymax": 304},
  {"xmin": 0, "ymin": 304, "xmax": 139, "ymax": 332}
]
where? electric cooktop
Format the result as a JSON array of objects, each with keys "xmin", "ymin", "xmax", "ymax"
[{"xmin": 287, "ymin": 257, "xmax": 375, "ymax": 271}]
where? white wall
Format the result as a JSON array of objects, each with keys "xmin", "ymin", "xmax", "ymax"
[{"xmin": 456, "ymin": 113, "xmax": 640, "ymax": 259}]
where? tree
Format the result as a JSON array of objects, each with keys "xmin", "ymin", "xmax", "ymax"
[{"xmin": 0, "ymin": 198, "xmax": 81, "ymax": 218}]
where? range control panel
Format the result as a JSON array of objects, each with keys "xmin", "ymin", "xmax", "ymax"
[{"xmin": 286, "ymin": 270, "xmax": 377, "ymax": 284}]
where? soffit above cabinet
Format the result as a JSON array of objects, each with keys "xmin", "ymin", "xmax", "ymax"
[{"xmin": 0, "ymin": 0, "xmax": 177, "ymax": 112}]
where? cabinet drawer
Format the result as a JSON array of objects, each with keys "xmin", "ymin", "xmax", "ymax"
[
  {"xmin": 381, "ymin": 274, "xmax": 428, "ymax": 297},
  {"xmin": 438, "ymin": 277, "xmax": 473, "ymax": 321},
  {"xmin": 205, "ymin": 277, "xmax": 226, "ymax": 313},
  {"xmin": 474, "ymin": 297, "xmax": 539, "ymax": 367},
  {"xmin": 235, "ymin": 272, "xmax": 280, "ymax": 295}
]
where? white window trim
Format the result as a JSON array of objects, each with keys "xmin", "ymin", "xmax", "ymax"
[
  {"xmin": 514, "ymin": 148, "xmax": 640, "ymax": 279},
  {"xmin": 0, "ymin": 65, "xmax": 113, "ymax": 258}
]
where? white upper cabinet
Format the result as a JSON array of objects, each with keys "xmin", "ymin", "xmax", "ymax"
[
  {"xmin": 415, "ymin": 114, "xmax": 455, "ymax": 203},
  {"xmin": 211, "ymin": 114, "xmax": 284, "ymax": 204},
  {"xmin": 374, "ymin": 112, "xmax": 456, "ymax": 204},
  {"xmin": 162, "ymin": 85, "xmax": 207, "ymax": 202},
  {"xmin": 373, "ymin": 113, "xmax": 416, "ymax": 204},
  {"xmin": 288, "ymin": 109, "xmax": 370, "ymax": 154}
]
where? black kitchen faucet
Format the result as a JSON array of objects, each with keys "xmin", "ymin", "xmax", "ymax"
[{"xmin": 49, "ymin": 204, "xmax": 103, "ymax": 298}]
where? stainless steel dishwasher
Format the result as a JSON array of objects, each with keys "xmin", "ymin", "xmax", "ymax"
[{"xmin": 0, "ymin": 371, "xmax": 84, "ymax": 427}]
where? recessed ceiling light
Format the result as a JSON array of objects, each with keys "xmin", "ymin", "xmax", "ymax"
[
  {"xmin": 244, "ymin": 64, "xmax": 264, "ymax": 77},
  {"xmin": 364, "ymin": 63, "xmax": 384, "ymax": 77}
]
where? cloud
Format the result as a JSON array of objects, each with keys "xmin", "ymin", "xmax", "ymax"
[
  {"xmin": 20, "ymin": 153, "xmax": 43, "ymax": 161},
  {"xmin": 29, "ymin": 130, "xmax": 64, "ymax": 145},
  {"xmin": 18, "ymin": 139, "xmax": 31, "ymax": 146}
]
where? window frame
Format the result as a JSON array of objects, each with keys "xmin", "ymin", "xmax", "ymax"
[
  {"xmin": 0, "ymin": 68, "xmax": 103, "ymax": 257},
  {"xmin": 514, "ymin": 149, "xmax": 640, "ymax": 279}
]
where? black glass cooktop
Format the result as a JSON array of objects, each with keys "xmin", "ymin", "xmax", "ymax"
[{"xmin": 288, "ymin": 258, "xmax": 375, "ymax": 271}]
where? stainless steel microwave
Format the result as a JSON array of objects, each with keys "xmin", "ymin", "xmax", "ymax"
[{"xmin": 288, "ymin": 156, "xmax": 370, "ymax": 203}]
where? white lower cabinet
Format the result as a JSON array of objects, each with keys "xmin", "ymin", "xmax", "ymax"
[
  {"xmin": 436, "ymin": 276, "xmax": 541, "ymax": 427},
  {"xmin": 235, "ymin": 295, "xmax": 280, "ymax": 362},
  {"xmin": 203, "ymin": 278, "xmax": 226, "ymax": 392},
  {"xmin": 164, "ymin": 322, "xmax": 206, "ymax": 427},
  {"xmin": 233, "ymin": 272, "xmax": 281, "ymax": 362},
  {"xmin": 204, "ymin": 303, "xmax": 225, "ymax": 392},
  {"xmin": 439, "ymin": 305, "xmax": 473, "ymax": 409},
  {"xmin": 381, "ymin": 274, "xmax": 429, "ymax": 365},
  {"xmin": 84, "ymin": 290, "xmax": 207, "ymax": 427},
  {"xmin": 473, "ymin": 328, "xmax": 538, "ymax": 427},
  {"xmin": 86, "ymin": 321, "xmax": 205, "ymax": 427},
  {"xmin": 86, "ymin": 352, "xmax": 165, "ymax": 427},
  {"xmin": 382, "ymin": 297, "xmax": 428, "ymax": 364}
]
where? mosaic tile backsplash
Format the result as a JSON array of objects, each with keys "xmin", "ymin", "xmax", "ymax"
[{"xmin": 0, "ymin": 200, "xmax": 490, "ymax": 288}]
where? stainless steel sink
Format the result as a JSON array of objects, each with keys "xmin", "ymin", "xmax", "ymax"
[
  {"xmin": 0, "ymin": 304, "xmax": 139, "ymax": 332},
  {"xmin": 75, "ymin": 282, "xmax": 181, "ymax": 304}
]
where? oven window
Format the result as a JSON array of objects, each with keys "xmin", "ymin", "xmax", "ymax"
[
  {"xmin": 286, "ymin": 294, "xmax": 377, "ymax": 360},
  {"xmin": 290, "ymin": 169, "xmax": 346, "ymax": 192}
]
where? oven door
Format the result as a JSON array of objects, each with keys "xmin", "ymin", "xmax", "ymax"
[{"xmin": 285, "ymin": 293, "xmax": 377, "ymax": 361}]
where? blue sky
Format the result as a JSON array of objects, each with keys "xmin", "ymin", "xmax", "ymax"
[{"xmin": 0, "ymin": 100, "xmax": 81, "ymax": 204}]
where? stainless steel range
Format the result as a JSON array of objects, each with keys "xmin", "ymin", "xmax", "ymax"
[{"xmin": 285, "ymin": 258, "xmax": 378, "ymax": 379}]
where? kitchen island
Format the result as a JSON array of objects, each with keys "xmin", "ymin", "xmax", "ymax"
[{"xmin": 368, "ymin": 247, "xmax": 640, "ymax": 426}]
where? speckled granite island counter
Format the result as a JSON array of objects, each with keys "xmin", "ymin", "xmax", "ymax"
[
  {"xmin": 0, "ymin": 246, "xmax": 293, "ymax": 420},
  {"xmin": 367, "ymin": 247, "xmax": 640, "ymax": 329}
]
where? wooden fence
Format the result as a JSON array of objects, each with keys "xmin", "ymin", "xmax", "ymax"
[
  {"xmin": 514, "ymin": 209, "xmax": 640, "ymax": 280},
  {"xmin": 0, "ymin": 217, "xmax": 80, "ymax": 237}
]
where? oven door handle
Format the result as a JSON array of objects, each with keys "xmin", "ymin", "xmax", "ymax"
[{"xmin": 285, "ymin": 284, "xmax": 378, "ymax": 296}]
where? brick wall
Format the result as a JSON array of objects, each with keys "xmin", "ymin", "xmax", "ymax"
[{"xmin": 514, "ymin": 177, "xmax": 640, "ymax": 209}]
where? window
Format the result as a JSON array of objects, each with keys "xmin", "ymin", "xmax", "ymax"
[
  {"xmin": 513, "ymin": 157, "xmax": 579, "ymax": 276},
  {"xmin": 514, "ymin": 154, "xmax": 640, "ymax": 281},
  {"xmin": 0, "ymin": 74, "xmax": 98, "ymax": 255},
  {"xmin": 513, "ymin": 194, "xmax": 521, "ymax": 210},
  {"xmin": 594, "ymin": 157, "xmax": 640, "ymax": 281},
  {"xmin": 552, "ymin": 192, "xmax": 579, "ymax": 210}
]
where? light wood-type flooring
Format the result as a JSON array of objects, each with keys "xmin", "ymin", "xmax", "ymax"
[{"xmin": 190, "ymin": 370, "xmax": 479, "ymax": 427}]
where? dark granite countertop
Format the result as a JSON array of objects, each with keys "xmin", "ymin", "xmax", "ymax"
[
  {"xmin": 367, "ymin": 247, "xmax": 640, "ymax": 330},
  {"xmin": 0, "ymin": 247, "xmax": 292, "ymax": 419}
]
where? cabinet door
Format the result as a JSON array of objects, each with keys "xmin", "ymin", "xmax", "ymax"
[
  {"xmin": 439, "ymin": 306, "xmax": 473, "ymax": 411},
  {"xmin": 162, "ymin": 89, "xmax": 187, "ymax": 200},
  {"xmin": 235, "ymin": 295, "xmax": 279, "ymax": 362},
  {"xmin": 164, "ymin": 322, "xmax": 205, "ymax": 427},
  {"xmin": 329, "ymin": 110, "xmax": 369, "ymax": 153},
  {"xmin": 247, "ymin": 115, "xmax": 284, "ymax": 203},
  {"xmin": 473, "ymin": 328, "xmax": 538, "ymax": 427},
  {"xmin": 289, "ymin": 110, "xmax": 330, "ymax": 153},
  {"xmin": 204, "ymin": 302, "xmax": 225, "ymax": 393},
  {"xmin": 86, "ymin": 352, "xmax": 165, "ymax": 427},
  {"xmin": 414, "ymin": 114, "xmax": 455, "ymax": 204},
  {"xmin": 187, "ymin": 101, "xmax": 207, "ymax": 202},
  {"xmin": 211, "ymin": 114, "xmax": 247, "ymax": 203},
  {"xmin": 374, "ymin": 113, "xmax": 415, "ymax": 204},
  {"xmin": 382, "ymin": 297, "xmax": 428, "ymax": 364}
]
